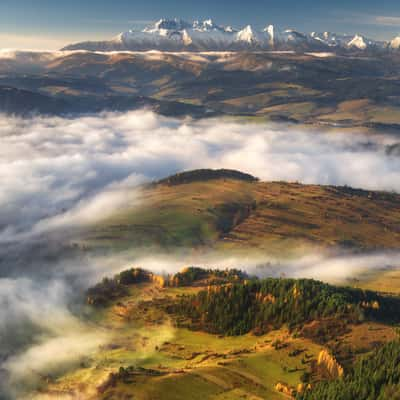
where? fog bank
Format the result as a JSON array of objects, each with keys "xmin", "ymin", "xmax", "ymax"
[{"xmin": 1, "ymin": 110, "xmax": 400, "ymax": 241}]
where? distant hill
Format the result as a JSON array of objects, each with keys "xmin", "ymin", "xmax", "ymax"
[
  {"xmin": 2, "ymin": 50, "xmax": 400, "ymax": 126},
  {"xmin": 0, "ymin": 86, "xmax": 68, "ymax": 115}
]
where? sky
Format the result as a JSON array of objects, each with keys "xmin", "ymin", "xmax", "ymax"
[{"xmin": 0, "ymin": 0, "xmax": 400, "ymax": 49}]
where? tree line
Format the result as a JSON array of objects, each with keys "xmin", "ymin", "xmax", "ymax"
[{"xmin": 167, "ymin": 278, "xmax": 400, "ymax": 336}]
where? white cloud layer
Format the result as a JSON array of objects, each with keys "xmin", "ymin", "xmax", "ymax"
[{"xmin": 1, "ymin": 109, "xmax": 400, "ymax": 241}]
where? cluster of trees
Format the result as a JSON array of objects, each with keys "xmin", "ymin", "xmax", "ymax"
[
  {"xmin": 86, "ymin": 267, "xmax": 248, "ymax": 306},
  {"xmin": 317, "ymin": 350, "xmax": 344, "ymax": 379},
  {"xmin": 86, "ymin": 268, "xmax": 152, "ymax": 306},
  {"xmin": 156, "ymin": 169, "xmax": 258, "ymax": 186},
  {"xmin": 168, "ymin": 278, "xmax": 400, "ymax": 335},
  {"xmin": 330, "ymin": 185, "xmax": 399, "ymax": 202},
  {"xmin": 299, "ymin": 340, "xmax": 400, "ymax": 400},
  {"xmin": 170, "ymin": 267, "xmax": 247, "ymax": 287}
]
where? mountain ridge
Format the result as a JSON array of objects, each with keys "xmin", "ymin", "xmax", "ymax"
[{"xmin": 62, "ymin": 18, "xmax": 393, "ymax": 52}]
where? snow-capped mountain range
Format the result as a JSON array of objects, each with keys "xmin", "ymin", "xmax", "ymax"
[{"xmin": 62, "ymin": 18, "xmax": 400, "ymax": 52}]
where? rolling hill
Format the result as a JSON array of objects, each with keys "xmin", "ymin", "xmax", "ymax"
[{"xmin": 79, "ymin": 169, "xmax": 400, "ymax": 254}]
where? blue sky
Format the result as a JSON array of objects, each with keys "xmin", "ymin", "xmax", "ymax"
[{"xmin": 1, "ymin": 0, "xmax": 400, "ymax": 49}]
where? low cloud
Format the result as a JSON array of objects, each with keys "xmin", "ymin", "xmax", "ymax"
[
  {"xmin": 127, "ymin": 250, "xmax": 400, "ymax": 285},
  {"xmin": 1, "ymin": 109, "xmax": 400, "ymax": 242},
  {"xmin": 0, "ymin": 276, "xmax": 109, "ymax": 398}
]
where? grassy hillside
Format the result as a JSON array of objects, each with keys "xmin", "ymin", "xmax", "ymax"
[{"xmin": 79, "ymin": 170, "xmax": 400, "ymax": 254}]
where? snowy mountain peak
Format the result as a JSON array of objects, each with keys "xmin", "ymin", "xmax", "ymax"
[
  {"xmin": 236, "ymin": 25, "xmax": 258, "ymax": 43},
  {"xmin": 263, "ymin": 24, "xmax": 274, "ymax": 35},
  {"xmin": 348, "ymin": 34, "xmax": 368, "ymax": 50}
]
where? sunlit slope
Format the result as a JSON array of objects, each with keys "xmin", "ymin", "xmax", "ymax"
[
  {"xmin": 222, "ymin": 182, "xmax": 400, "ymax": 251},
  {"xmin": 82, "ymin": 169, "xmax": 400, "ymax": 252},
  {"xmin": 42, "ymin": 278, "xmax": 323, "ymax": 400},
  {"xmin": 40, "ymin": 268, "xmax": 399, "ymax": 400}
]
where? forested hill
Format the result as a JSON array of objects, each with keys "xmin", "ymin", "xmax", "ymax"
[{"xmin": 168, "ymin": 278, "xmax": 400, "ymax": 335}]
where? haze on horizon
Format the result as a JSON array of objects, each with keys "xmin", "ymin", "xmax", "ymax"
[{"xmin": 1, "ymin": 0, "xmax": 400, "ymax": 50}]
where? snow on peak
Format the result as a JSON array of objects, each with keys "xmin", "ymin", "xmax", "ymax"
[
  {"xmin": 182, "ymin": 29, "xmax": 193, "ymax": 46},
  {"xmin": 263, "ymin": 25, "xmax": 275, "ymax": 41},
  {"xmin": 348, "ymin": 34, "xmax": 367, "ymax": 50},
  {"xmin": 236, "ymin": 25, "xmax": 259, "ymax": 43}
]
